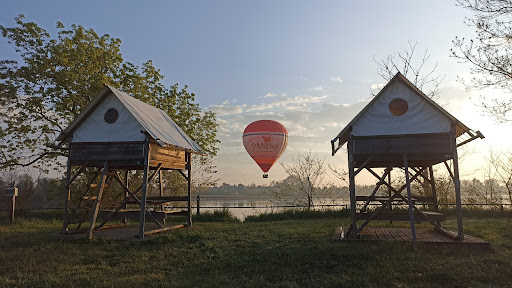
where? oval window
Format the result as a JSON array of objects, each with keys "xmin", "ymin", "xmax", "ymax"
[
  {"xmin": 388, "ymin": 98, "xmax": 408, "ymax": 116},
  {"xmin": 104, "ymin": 108, "xmax": 119, "ymax": 124}
]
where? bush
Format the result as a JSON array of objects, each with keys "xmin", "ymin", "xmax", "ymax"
[
  {"xmin": 244, "ymin": 208, "xmax": 350, "ymax": 222},
  {"xmin": 193, "ymin": 208, "xmax": 240, "ymax": 222}
]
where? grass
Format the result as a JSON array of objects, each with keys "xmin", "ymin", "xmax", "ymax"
[{"xmin": 0, "ymin": 209, "xmax": 511, "ymax": 287}]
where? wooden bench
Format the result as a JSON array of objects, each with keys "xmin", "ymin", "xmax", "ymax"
[
  {"xmin": 125, "ymin": 196, "xmax": 189, "ymax": 205},
  {"xmin": 357, "ymin": 211, "xmax": 446, "ymax": 222},
  {"xmin": 355, "ymin": 196, "xmax": 416, "ymax": 204},
  {"xmin": 99, "ymin": 209, "xmax": 188, "ymax": 221}
]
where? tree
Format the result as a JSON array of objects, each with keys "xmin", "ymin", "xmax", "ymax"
[
  {"xmin": 272, "ymin": 152, "xmax": 331, "ymax": 209},
  {"xmin": 374, "ymin": 41, "xmax": 445, "ymax": 99},
  {"xmin": 0, "ymin": 15, "xmax": 219, "ymax": 173},
  {"xmin": 452, "ymin": 0, "xmax": 512, "ymax": 122}
]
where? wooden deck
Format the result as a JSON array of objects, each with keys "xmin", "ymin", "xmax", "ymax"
[
  {"xmin": 334, "ymin": 227, "xmax": 491, "ymax": 250},
  {"xmin": 62, "ymin": 223, "xmax": 185, "ymax": 240}
]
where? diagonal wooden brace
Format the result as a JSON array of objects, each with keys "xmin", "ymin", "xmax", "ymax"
[
  {"xmin": 96, "ymin": 164, "xmax": 164, "ymax": 229},
  {"xmin": 359, "ymin": 164, "xmax": 393, "ymax": 213},
  {"xmin": 357, "ymin": 167, "xmax": 426, "ymax": 232}
]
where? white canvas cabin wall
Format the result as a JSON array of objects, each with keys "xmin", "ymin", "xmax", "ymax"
[
  {"xmin": 351, "ymin": 80, "xmax": 452, "ymax": 136},
  {"xmin": 72, "ymin": 93, "xmax": 145, "ymax": 142}
]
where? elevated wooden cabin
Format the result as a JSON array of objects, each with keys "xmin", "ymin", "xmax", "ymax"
[
  {"xmin": 57, "ymin": 85, "xmax": 205, "ymax": 239},
  {"xmin": 331, "ymin": 73, "xmax": 483, "ymax": 249}
]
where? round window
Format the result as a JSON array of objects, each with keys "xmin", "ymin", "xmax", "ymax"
[
  {"xmin": 388, "ymin": 98, "xmax": 408, "ymax": 116},
  {"xmin": 104, "ymin": 108, "xmax": 119, "ymax": 124}
]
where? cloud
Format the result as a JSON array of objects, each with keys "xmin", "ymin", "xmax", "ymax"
[
  {"xmin": 264, "ymin": 92, "xmax": 277, "ymax": 97},
  {"xmin": 370, "ymin": 83, "xmax": 385, "ymax": 90},
  {"xmin": 330, "ymin": 76, "xmax": 343, "ymax": 83},
  {"xmin": 206, "ymin": 101, "xmax": 246, "ymax": 116}
]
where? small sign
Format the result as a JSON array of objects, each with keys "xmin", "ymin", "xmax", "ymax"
[{"xmin": 6, "ymin": 187, "xmax": 18, "ymax": 197}]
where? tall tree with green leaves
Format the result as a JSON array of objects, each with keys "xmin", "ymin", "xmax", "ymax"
[{"xmin": 0, "ymin": 15, "xmax": 219, "ymax": 173}]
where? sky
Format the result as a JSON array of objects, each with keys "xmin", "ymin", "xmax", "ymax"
[{"xmin": 1, "ymin": 1, "xmax": 510, "ymax": 186}]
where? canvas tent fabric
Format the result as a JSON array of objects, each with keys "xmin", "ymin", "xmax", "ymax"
[
  {"xmin": 332, "ymin": 73, "xmax": 471, "ymax": 152},
  {"xmin": 57, "ymin": 85, "xmax": 205, "ymax": 154}
]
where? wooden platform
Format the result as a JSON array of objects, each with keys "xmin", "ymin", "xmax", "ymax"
[
  {"xmin": 62, "ymin": 223, "xmax": 186, "ymax": 240},
  {"xmin": 357, "ymin": 211, "xmax": 446, "ymax": 222},
  {"xmin": 334, "ymin": 227, "xmax": 491, "ymax": 250}
]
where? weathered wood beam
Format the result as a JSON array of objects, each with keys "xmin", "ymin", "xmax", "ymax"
[
  {"xmin": 452, "ymin": 125, "xmax": 464, "ymax": 241},
  {"xmin": 428, "ymin": 166, "xmax": 439, "ymax": 213},
  {"xmin": 348, "ymin": 135, "xmax": 358, "ymax": 238},
  {"xmin": 403, "ymin": 154, "xmax": 418, "ymax": 251},
  {"xmin": 62, "ymin": 158, "xmax": 72, "ymax": 234},
  {"xmin": 354, "ymin": 155, "xmax": 375, "ymax": 176},
  {"xmin": 88, "ymin": 161, "xmax": 109, "ymax": 240},
  {"xmin": 359, "ymin": 164, "xmax": 393, "ymax": 213}
]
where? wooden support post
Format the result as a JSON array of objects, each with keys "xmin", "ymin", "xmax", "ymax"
[
  {"xmin": 388, "ymin": 169, "xmax": 392, "ymax": 224},
  {"xmin": 187, "ymin": 152, "xmax": 192, "ymax": 227},
  {"xmin": 88, "ymin": 161, "xmax": 109, "ymax": 240},
  {"xmin": 196, "ymin": 195, "xmax": 201, "ymax": 215},
  {"xmin": 62, "ymin": 157, "xmax": 72, "ymax": 234},
  {"xmin": 139, "ymin": 139, "xmax": 151, "ymax": 239},
  {"xmin": 9, "ymin": 195, "xmax": 15, "ymax": 224},
  {"xmin": 452, "ymin": 126, "xmax": 464, "ymax": 241},
  {"xmin": 123, "ymin": 170, "xmax": 129, "ymax": 224},
  {"xmin": 348, "ymin": 135, "xmax": 358, "ymax": 238},
  {"xmin": 403, "ymin": 154, "xmax": 418, "ymax": 251},
  {"xmin": 159, "ymin": 170, "xmax": 165, "ymax": 225},
  {"xmin": 359, "ymin": 165, "xmax": 392, "ymax": 213},
  {"xmin": 428, "ymin": 166, "xmax": 439, "ymax": 213}
]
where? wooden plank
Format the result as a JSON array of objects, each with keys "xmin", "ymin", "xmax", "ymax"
[
  {"xmin": 348, "ymin": 135, "xmax": 358, "ymax": 238},
  {"xmin": 429, "ymin": 166, "xmax": 439, "ymax": 213},
  {"xmin": 143, "ymin": 224, "xmax": 186, "ymax": 237},
  {"xmin": 147, "ymin": 196, "xmax": 189, "ymax": 201},
  {"xmin": 186, "ymin": 152, "xmax": 192, "ymax": 227},
  {"xmin": 356, "ymin": 211, "xmax": 446, "ymax": 222},
  {"xmin": 62, "ymin": 157, "xmax": 72, "ymax": 234},
  {"xmin": 70, "ymin": 142, "xmax": 144, "ymax": 161},
  {"xmin": 352, "ymin": 133, "xmax": 453, "ymax": 156},
  {"xmin": 99, "ymin": 209, "xmax": 188, "ymax": 220},
  {"xmin": 452, "ymin": 125, "xmax": 464, "ymax": 241},
  {"xmin": 356, "ymin": 196, "xmax": 416, "ymax": 203},
  {"xmin": 88, "ymin": 161, "xmax": 109, "ymax": 240}
]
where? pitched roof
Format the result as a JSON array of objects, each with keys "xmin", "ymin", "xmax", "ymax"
[
  {"xmin": 331, "ymin": 72, "xmax": 475, "ymax": 155},
  {"xmin": 57, "ymin": 85, "xmax": 205, "ymax": 154}
]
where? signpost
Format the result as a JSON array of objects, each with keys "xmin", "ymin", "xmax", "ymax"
[{"xmin": 5, "ymin": 183, "xmax": 18, "ymax": 224}]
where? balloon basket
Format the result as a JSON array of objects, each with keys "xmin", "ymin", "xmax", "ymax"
[{"xmin": 263, "ymin": 173, "xmax": 268, "ymax": 178}]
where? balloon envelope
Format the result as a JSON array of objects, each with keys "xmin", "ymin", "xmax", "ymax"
[{"xmin": 243, "ymin": 120, "xmax": 288, "ymax": 175}]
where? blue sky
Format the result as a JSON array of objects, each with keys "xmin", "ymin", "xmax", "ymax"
[{"xmin": 1, "ymin": 1, "xmax": 506, "ymax": 185}]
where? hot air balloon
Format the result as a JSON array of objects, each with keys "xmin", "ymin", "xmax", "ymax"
[{"xmin": 243, "ymin": 120, "xmax": 288, "ymax": 178}]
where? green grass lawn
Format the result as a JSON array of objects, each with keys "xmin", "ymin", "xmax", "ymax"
[{"xmin": 0, "ymin": 210, "xmax": 511, "ymax": 287}]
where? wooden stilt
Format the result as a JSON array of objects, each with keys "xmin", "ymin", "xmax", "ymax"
[
  {"xmin": 428, "ymin": 166, "xmax": 439, "ymax": 213},
  {"xmin": 62, "ymin": 158, "xmax": 72, "ymax": 234},
  {"xmin": 159, "ymin": 170, "xmax": 166, "ymax": 224},
  {"xmin": 123, "ymin": 170, "xmax": 129, "ymax": 224},
  {"xmin": 403, "ymin": 154, "xmax": 418, "ymax": 251},
  {"xmin": 388, "ymin": 169, "xmax": 392, "ymax": 224},
  {"xmin": 186, "ymin": 152, "xmax": 192, "ymax": 227},
  {"xmin": 348, "ymin": 135, "xmax": 357, "ymax": 237},
  {"xmin": 452, "ymin": 126, "xmax": 464, "ymax": 241},
  {"xmin": 139, "ymin": 139, "xmax": 151, "ymax": 239},
  {"xmin": 88, "ymin": 161, "xmax": 109, "ymax": 239}
]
